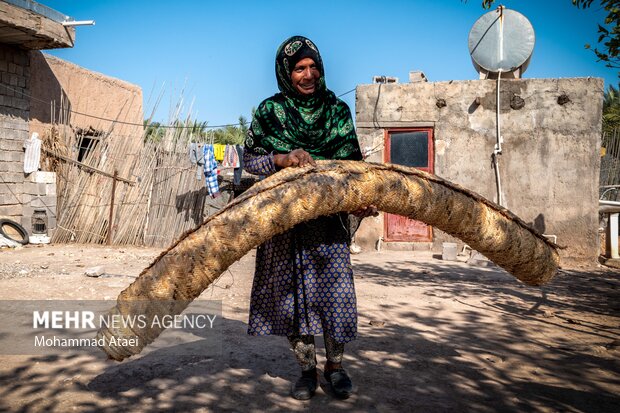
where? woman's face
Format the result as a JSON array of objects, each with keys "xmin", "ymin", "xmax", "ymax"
[{"xmin": 291, "ymin": 58, "xmax": 321, "ymax": 95}]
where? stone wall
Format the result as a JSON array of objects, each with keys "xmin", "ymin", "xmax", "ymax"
[{"xmin": 355, "ymin": 77, "xmax": 604, "ymax": 264}]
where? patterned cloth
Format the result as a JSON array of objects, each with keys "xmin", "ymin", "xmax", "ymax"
[
  {"xmin": 245, "ymin": 150, "xmax": 357, "ymax": 342},
  {"xmin": 222, "ymin": 144, "xmax": 240, "ymax": 168},
  {"xmin": 244, "ymin": 36, "xmax": 363, "ymax": 344},
  {"xmin": 288, "ymin": 333, "xmax": 345, "ymax": 371},
  {"xmin": 202, "ymin": 144, "xmax": 220, "ymax": 197}
]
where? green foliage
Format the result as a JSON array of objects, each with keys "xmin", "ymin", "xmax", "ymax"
[
  {"xmin": 184, "ymin": 119, "xmax": 209, "ymax": 142},
  {"xmin": 576, "ymin": 0, "xmax": 620, "ymax": 70},
  {"xmin": 603, "ymin": 83, "xmax": 620, "ymax": 132},
  {"xmin": 477, "ymin": 0, "xmax": 620, "ymax": 74},
  {"xmin": 143, "ymin": 115, "xmax": 250, "ymax": 145},
  {"xmin": 212, "ymin": 116, "xmax": 249, "ymax": 145},
  {"xmin": 143, "ymin": 120, "xmax": 165, "ymax": 142}
]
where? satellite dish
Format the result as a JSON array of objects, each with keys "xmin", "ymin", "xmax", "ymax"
[{"xmin": 468, "ymin": 7, "xmax": 535, "ymax": 78}]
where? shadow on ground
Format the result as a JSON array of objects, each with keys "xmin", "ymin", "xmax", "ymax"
[{"xmin": 0, "ymin": 258, "xmax": 618, "ymax": 412}]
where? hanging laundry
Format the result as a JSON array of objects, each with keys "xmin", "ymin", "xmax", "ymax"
[
  {"xmin": 23, "ymin": 132, "xmax": 42, "ymax": 174},
  {"xmin": 233, "ymin": 144, "xmax": 244, "ymax": 185},
  {"xmin": 213, "ymin": 144, "xmax": 225, "ymax": 162},
  {"xmin": 221, "ymin": 145, "xmax": 231, "ymax": 168},
  {"xmin": 189, "ymin": 142, "xmax": 204, "ymax": 180},
  {"xmin": 222, "ymin": 144, "xmax": 240, "ymax": 168},
  {"xmin": 203, "ymin": 144, "xmax": 220, "ymax": 198},
  {"xmin": 189, "ymin": 142, "xmax": 200, "ymax": 164}
]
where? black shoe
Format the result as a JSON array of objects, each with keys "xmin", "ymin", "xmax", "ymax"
[
  {"xmin": 291, "ymin": 368, "xmax": 318, "ymax": 400},
  {"xmin": 324, "ymin": 368, "xmax": 353, "ymax": 399}
]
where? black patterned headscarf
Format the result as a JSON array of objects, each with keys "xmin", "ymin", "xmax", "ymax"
[
  {"xmin": 245, "ymin": 35, "xmax": 362, "ymax": 161},
  {"xmin": 275, "ymin": 36, "xmax": 326, "ymax": 100}
]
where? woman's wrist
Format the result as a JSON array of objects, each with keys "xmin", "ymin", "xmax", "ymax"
[{"xmin": 273, "ymin": 153, "xmax": 286, "ymax": 168}]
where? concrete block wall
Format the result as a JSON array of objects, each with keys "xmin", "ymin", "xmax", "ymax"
[
  {"xmin": 0, "ymin": 44, "xmax": 30, "ymax": 224},
  {"xmin": 19, "ymin": 172, "xmax": 57, "ymax": 237},
  {"xmin": 355, "ymin": 77, "xmax": 604, "ymax": 264},
  {"xmin": 0, "ymin": 45, "xmax": 29, "ymax": 118},
  {"xmin": 1, "ymin": 45, "xmax": 145, "ymax": 242},
  {"xmin": 0, "ymin": 44, "xmax": 60, "ymax": 239}
]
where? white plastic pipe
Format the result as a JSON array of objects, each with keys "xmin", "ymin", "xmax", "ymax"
[
  {"xmin": 493, "ymin": 71, "xmax": 504, "ymax": 206},
  {"xmin": 608, "ymin": 212, "xmax": 619, "ymax": 259},
  {"xmin": 62, "ymin": 20, "xmax": 96, "ymax": 27}
]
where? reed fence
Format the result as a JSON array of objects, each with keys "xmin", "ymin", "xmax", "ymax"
[
  {"xmin": 600, "ymin": 127, "xmax": 620, "ymax": 201},
  {"xmin": 43, "ymin": 120, "xmax": 618, "ymax": 247},
  {"xmin": 43, "ymin": 122, "xmax": 231, "ymax": 248}
]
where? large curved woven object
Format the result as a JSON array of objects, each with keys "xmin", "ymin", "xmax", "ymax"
[{"xmin": 97, "ymin": 160, "xmax": 559, "ymax": 360}]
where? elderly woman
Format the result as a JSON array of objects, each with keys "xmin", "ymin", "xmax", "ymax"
[{"xmin": 243, "ymin": 35, "xmax": 375, "ymax": 400}]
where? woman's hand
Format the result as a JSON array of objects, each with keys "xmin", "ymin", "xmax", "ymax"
[
  {"xmin": 351, "ymin": 205, "xmax": 379, "ymax": 218},
  {"xmin": 273, "ymin": 149, "xmax": 316, "ymax": 168}
]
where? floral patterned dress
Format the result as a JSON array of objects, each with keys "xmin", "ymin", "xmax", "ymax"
[{"xmin": 244, "ymin": 152, "xmax": 358, "ymax": 343}]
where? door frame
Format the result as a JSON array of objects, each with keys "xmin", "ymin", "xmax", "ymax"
[{"xmin": 383, "ymin": 127, "xmax": 435, "ymax": 242}]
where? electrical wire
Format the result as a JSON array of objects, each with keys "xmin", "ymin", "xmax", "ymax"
[{"xmin": 0, "ymin": 82, "xmax": 357, "ymax": 130}]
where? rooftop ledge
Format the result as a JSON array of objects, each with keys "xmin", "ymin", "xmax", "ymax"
[{"xmin": 0, "ymin": 0, "xmax": 75, "ymax": 50}]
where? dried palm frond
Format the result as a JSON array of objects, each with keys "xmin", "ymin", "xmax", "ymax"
[{"xmin": 97, "ymin": 160, "xmax": 559, "ymax": 360}]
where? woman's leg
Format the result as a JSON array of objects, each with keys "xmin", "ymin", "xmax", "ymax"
[
  {"xmin": 287, "ymin": 335, "xmax": 318, "ymax": 400},
  {"xmin": 324, "ymin": 332, "xmax": 345, "ymax": 370},
  {"xmin": 287, "ymin": 334, "xmax": 317, "ymax": 371},
  {"xmin": 323, "ymin": 332, "xmax": 353, "ymax": 399}
]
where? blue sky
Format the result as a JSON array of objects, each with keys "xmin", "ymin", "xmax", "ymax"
[{"xmin": 42, "ymin": 0, "xmax": 618, "ymax": 127}]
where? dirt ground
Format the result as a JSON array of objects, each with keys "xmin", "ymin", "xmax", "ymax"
[{"xmin": 0, "ymin": 243, "xmax": 618, "ymax": 413}]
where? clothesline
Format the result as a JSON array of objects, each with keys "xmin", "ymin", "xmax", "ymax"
[{"xmin": 0, "ymin": 83, "xmax": 356, "ymax": 131}]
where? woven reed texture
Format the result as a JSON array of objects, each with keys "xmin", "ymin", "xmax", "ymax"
[{"xmin": 97, "ymin": 160, "xmax": 560, "ymax": 360}]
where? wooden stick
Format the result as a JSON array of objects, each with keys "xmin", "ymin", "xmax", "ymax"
[
  {"xmin": 107, "ymin": 170, "xmax": 118, "ymax": 245},
  {"xmin": 42, "ymin": 148, "xmax": 135, "ymax": 185}
]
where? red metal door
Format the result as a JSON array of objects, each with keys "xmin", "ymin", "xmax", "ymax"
[{"xmin": 384, "ymin": 129, "xmax": 434, "ymax": 242}]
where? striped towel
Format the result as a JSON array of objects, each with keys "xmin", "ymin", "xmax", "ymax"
[
  {"xmin": 222, "ymin": 144, "xmax": 240, "ymax": 168},
  {"xmin": 203, "ymin": 144, "xmax": 220, "ymax": 197}
]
